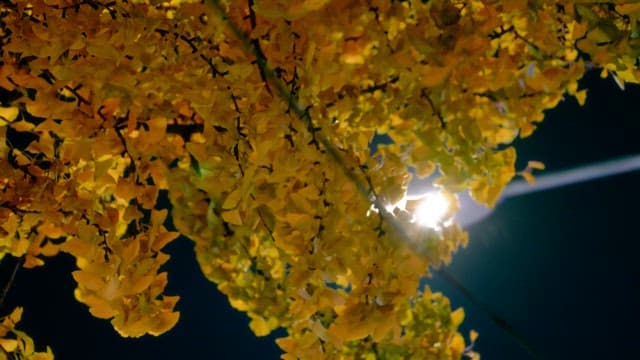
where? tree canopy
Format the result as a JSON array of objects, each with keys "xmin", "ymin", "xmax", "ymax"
[{"xmin": 1, "ymin": 0, "xmax": 639, "ymax": 359}]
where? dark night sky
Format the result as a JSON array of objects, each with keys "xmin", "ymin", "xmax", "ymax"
[{"xmin": 1, "ymin": 70, "xmax": 639, "ymax": 359}]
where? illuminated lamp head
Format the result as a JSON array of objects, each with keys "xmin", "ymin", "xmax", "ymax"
[{"xmin": 404, "ymin": 191, "xmax": 453, "ymax": 229}]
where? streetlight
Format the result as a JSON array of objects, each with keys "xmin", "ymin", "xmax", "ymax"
[
  {"xmin": 401, "ymin": 154, "xmax": 640, "ymax": 358},
  {"xmin": 405, "ymin": 153, "xmax": 640, "ymax": 229}
]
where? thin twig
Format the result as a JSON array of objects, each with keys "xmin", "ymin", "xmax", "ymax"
[{"xmin": 0, "ymin": 256, "xmax": 24, "ymax": 311}]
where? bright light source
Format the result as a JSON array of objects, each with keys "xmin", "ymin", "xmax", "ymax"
[
  {"xmin": 372, "ymin": 190, "xmax": 453, "ymax": 230},
  {"xmin": 410, "ymin": 191, "xmax": 451, "ymax": 229}
]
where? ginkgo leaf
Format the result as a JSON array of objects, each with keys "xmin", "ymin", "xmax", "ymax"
[
  {"xmin": 87, "ymin": 297, "xmax": 116, "ymax": 319},
  {"xmin": 115, "ymin": 179, "xmax": 138, "ymax": 202},
  {"xmin": 0, "ymin": 107, "xmax": 19, "ymax": 124},
  {"xmin": 151, "ymin": 209, "xmax": 168, "ymax": 227},
  {"xmin": 72, "ymin": 270, "xmax": 105, "ymax": 292},
  {"xmin": 284, "ymin": 213, "xmax": 314, "ymax": 228},
  {"xmin": 12, "ymin": 330, "xmax": 35, "ymax": 355},
  {"xmin": 470, "ymin": 329, "xmax": 479, "ymax": 343},
  {"xmin": 148, "ymin": 309, "xmax": 180, "ymax": 336},
  {"xmin": 521, "ymin": 171, "xmax": 535, "ymax": 185},
  {"xmin": 221, "ymin": 209, "xmax": 243, "ymax": 226},
  {"xmin": 120, "ymin": 238, "xmax": 141, "ymax": 264},
  {"xmin": 24, "ymin": 254, "xmax": 45, "ymax": 268},
  {"xmin": 222, "ymin": 188, "xmax": 243, "ymax": 210},
  {"xmin": 0, "ymin": 338, "xmax": 18, "ymax": 353},
  {"xmin": 128, "ymin": 275, "xmax": 155, "ymax": 295},
  {"xmin": 6, "ymin": 307, "xmax": 22, "ymax": 328},
  {"xmin": 527, "ymin": 160, "xmax": 545, "ymax": 170},
  {"xmin": 248, "ymin": 315, "xmax": 272, "ymax": 337},
  {"xmin": 10, "ymin": 149, "xmax": 32, "ymax": 167},
  {"xmin": 449, "ymin": 332, "xmax": 466, "ymax": 356},
  {"xmin": 151, "ymin": 232, "xmax": 180, "ymax": 252},
  {"xmin": 450, "ymin": 307, "xmax": 465, "ymax": 327},
  {"xmin": 421, "ymin": 65, "xmax": 451, "ymax": 87}
]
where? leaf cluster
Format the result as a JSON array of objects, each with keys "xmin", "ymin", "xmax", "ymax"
[{"xmin": 0, "ymin": 0, "xmax": 639, "ymax": 359}]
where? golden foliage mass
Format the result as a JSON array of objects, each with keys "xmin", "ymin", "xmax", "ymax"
[
  {"xmin": 0, "ymin": 0, "xmax": 639, "ymax": 358},
  {"xmin": 0, "ymin": 307, "xmax": 53, "ymax": 360}
]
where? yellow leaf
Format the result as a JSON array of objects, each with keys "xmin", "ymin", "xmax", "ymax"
[
  {"xmin": 13, "ymin": 329, "xmax": 34, "ymax": 355},
  {"xmin": 24, "ymin": 254, "xmax": 44, "ymax": 268},
  {"xmin": 574, "ymin": 89, "xmax": 587, "ymax": 106},
  {"xmin": 11, "ymin": 149, "xmax": 31, "ymax": 167},
  {"xmin": 564, "ymin": 48, "xmax": 578, "ymax": 62},
  {"xmin": 149, "ymin": 310, "xmax": 180, "ymax": 336},
  {"xmin": 151, "ymin": 209, "xmax": 168, "ymax": 227},
  {"xmin": 527, "ymin": 160, "xmax": 545, "ymax": 170},
  {"xmin": 0, "ymin": 338, "xmax": 18, "ymax": 353},
  {"xmin": 470, "ymin": 147, "xmax": 517, "ymax": 207},
  {"xmin": 61, "ymin": 236, "xmax": 92, "ymax": 258},
  {"xmin": 148, "ymin": 163, "xmax": 168, "ymax": 190},
  {"xmin": 151, "ymin": 232, "xmax": 179, "ymax": 252},
  {"xmin": 145, "ymin": 116, "xmax": 167, "ymax": 144},
  {"xmin": 249, "ymin": 315, "xmax": 271, "ymax": 336},
  {"xmin": 87, "ymin": 296, "xmax": 116, "ymax": 319},
  {"xmin": 221, "ymin": 209, "xmax": 243, "ymax": 225},
  {"xmin": 222, "ymin": 188, "xmax": 242, "ymax": 210},
  {"xmin": 72, "ymin": 270, "xmax": 105, "ymax": 292},
  {"xmin": 8, "ymin": 307, "xmax": 23, "ymax": 325},
  {"xmin": 450, "ymin": 307, "xmax": 465, "ymax": 326},
  {"xmin": 34, "ymin": 346, "xmax": 55, "ymax": 360},
  {"xmin": 112, "ymin": 315, "xmax": 148, "ymax": 338},
  {"xmin": 0, "ymin": 107, "xmax": 19, "ymax": 124},
  {"xmin": 470, "ymin": 329, "xmax": 479, "ymax": 343},
  {"xmin": 38, "ymin": 222, "xmax": 65, "ymax": 239},
  {"xmin": 520, "ymin": 171, "xmax": 535, "ymax": 185},
  {"xmin": 421, "ymin": 65, "xmax": 451, "ymax": 87},
  {"xmin": 519, "ymin": 121, "xmax": 537, "ymax": 138},
  {"xmin": 121, "ymin": 237, "xmax": 140, "ymax": 264},
  {"xmin": 229, "ymin": 298, "xmax": 250, "ymax": 311},
  {"xmin": 161, "ymin": 295, "xmax": 180, "ymax": 312},
  {"xmin": 492, "ymin": 127, "xmax": 518, "ymax": 144},
  {"xmin": 128, "ymin": 275, "xmax": 155, "ymax": 294},
  {"xmin": 115, "ymin": 179, "xmax": 137, "ymax": 202},
  {"xmin": 190, "ymin": 132, "xmax": 206, "ymax": 144},
  {"xmin": 285, "ymin": 213, "xmax": 313, "ymax": 227},
  {"xmin": 449, "ymin": 332, "xmax": 466, "ymax": 355}
]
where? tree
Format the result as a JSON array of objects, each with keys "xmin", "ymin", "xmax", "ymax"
[{"xmin": 0, "ymin": 0, "xmax": 639, "ymax": 358}]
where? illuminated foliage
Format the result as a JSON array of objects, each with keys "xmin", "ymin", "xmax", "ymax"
[
  {"xmin": 0, "ymin": 0, "xmax": 639, "ymax": 358},
  {"xmin": 0, "ymin": 307, "xmax": 53, "ymax": 360}
]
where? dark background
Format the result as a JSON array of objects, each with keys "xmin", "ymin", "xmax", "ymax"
[{"xmin": 1, "ymin": 70, "xmax": 639, "ymax": 359}]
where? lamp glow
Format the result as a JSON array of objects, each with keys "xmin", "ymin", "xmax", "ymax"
[
  {"xmin": 377, "ymin": 191, "xmax": 453, "ymax": 230},
  {"xmin": 411, "ymin": 191, "xmax": 451, "ymax": 228}
]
